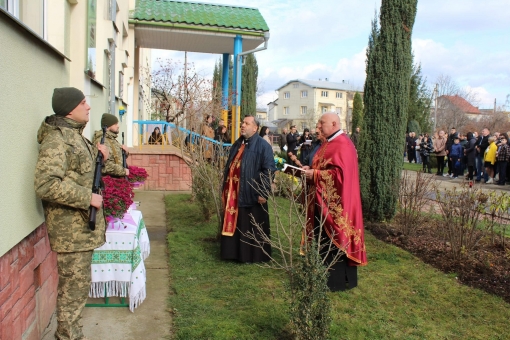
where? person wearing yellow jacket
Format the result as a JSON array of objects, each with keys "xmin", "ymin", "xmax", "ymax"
[{"xmin": 484, "ymin": 136, "xmax": 497, "ymax": 183}]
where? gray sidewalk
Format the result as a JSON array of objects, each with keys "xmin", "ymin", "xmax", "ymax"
[
  {"xmin": 405, "ymin": 169, "xmax": 510, "ymax": 193},
  {"xmin": 42, "ymin": 191, "xmax": 174, "ymax": 340}
]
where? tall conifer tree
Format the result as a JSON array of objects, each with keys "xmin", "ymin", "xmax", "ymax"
[
  {"xmin": 351, "ymin": 92, "xmax": 363, "ymax": 132},
  {"xmin": 212, "ymin": 59, "xmax": 222, "ymax": 108},
  {"xmin": 358, "ymin": 0, "xmax": 418, "ymax": 221},
  {"xmin": 241, "ymin": 53, "xmax": 258, "ymax": 118},
  {"xmin": 408, "ymin": 62, "xmax": 431, "ymax": 134}
]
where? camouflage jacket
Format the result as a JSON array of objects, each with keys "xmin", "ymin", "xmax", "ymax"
[
  {"xmin": 93, "ymin": 130, "xmax": 127, "ymax": 177},
  {"xmin": 34, "ymin": 115, "xmax": 106, "ymax": 253}
]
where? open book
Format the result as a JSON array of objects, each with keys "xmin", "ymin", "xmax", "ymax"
[{"xmin": 283, "ymin": 164, "xmax": 305, "ymax": 176}]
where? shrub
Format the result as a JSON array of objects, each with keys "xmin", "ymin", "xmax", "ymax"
[
  {"xmin": 287, "ymin": 239, "xmax": 331, "ymax": 340},
  {"xmin": 395, "ymin": 170, "xmax": 438, "ymax": 236},
  {"xmin": 435, "ymin": 186, "xmax": 489, "ymax": 260}
]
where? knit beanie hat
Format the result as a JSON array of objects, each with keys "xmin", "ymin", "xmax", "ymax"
[
  {"xmin": 101, "ymin": 113, "xmax": 119, "ymax": 128},
  {"xmin": 52, "ymin": 87, "xmax": 85, "ymax": 116}
]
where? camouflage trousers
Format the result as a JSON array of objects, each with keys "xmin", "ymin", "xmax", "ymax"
[{"xmin": 55, "ymin": 251, "xmax": 93, "ymax": 340}]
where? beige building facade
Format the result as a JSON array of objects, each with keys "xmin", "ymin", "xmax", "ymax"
[
  {"xmin": 0, "ymin": 1, "xmax": 149, "ymax": 338},
  {"xmin": 270, "ymin": 79, "xmax": 362, "ymax": 133},
  {"xmin": 0, "ymin": 0, "xmax": 144, "ymax": 256}
]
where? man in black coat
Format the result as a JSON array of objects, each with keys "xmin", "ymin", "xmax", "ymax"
[
  {"xmin": 279, "ymin": 128, "xmax": 288, "ymax": 152},
  {"xmin": 475, "ymin": 128, "xmax": 490, "ymax": 182},
  {"xmin": 220, "ymin": 115, "xmax": 277, "ymax": 263},
  {"xmin": 406, "ymin": 132, "xmax": 416, "ymax": 163},
  {"xmin": 286, "ymin": 125, "xmax": 299, "ymax": 165}
]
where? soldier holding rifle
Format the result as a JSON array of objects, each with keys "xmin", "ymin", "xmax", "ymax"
[
  {"xmin": 34, "ymin": 87, "xmax": 109, "ymax": 340},
  {"xmin": 93, "ymin": 113, "xmax": 129, "ymax": 178}
]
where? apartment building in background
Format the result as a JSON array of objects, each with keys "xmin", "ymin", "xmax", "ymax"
[{"xmin": 270, "ymin": 79, "xmax": 362, "ymax": 133}]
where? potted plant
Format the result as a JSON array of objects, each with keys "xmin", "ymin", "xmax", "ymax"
[
  {"xmin": 128, "ymin": 165, "xmax": 149, "ymax": 188},
  {"xmin": 102, "ymin": 176, "xmax": 134, "ymax": 222}
]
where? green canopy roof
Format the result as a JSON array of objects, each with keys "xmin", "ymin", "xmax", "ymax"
[{"xmin": 130, "ymin": 0, "xmax": 269, "ymax": 32}]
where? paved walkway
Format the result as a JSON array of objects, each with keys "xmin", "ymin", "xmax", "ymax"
[
  {"xmin": 42, "ymin": 191, "xmax": 176, "ymax": 340},
  {"xmin": 404, "ymin": 169, "xmax": 510, "ymax": 193}
]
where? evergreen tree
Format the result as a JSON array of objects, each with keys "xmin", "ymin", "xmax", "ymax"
[
  {"xmin": 212, "ymin": 56, "xmax": 234, "ymax": 113},
  {"xmin": 408, "ymin": 62, "xmax": 431, "ymax": 134},
  {"xmin": 351, "ymin": 92, "xmax": 363, "ymax": 132},
  {"xmin": 358, "ymin": 0, "xmax": 418, "ymax": 222},
  {"xmin": 241, "ymin": 53, "xmax": 258, "ymax": 118},
  {"xmin": 212, "ymin": 59, "xmax": 222, "ymax": 108}
]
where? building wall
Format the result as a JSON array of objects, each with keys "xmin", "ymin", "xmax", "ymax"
[
  {"xmin": 278, "ymin": 82, "xmax": 314, "ymax": 119},
  {"xmin": 0, "ymin": 224, "xmax": 58, "ymax": 340},
  {"xmin": 0, "ymin": 7, "xmax": 67, "ymax": 340},
  {"xmin": 276, "ymin": 80, "xmax": 359, "ymax": 132},
  {"xmin": 0, "ymin": 1, "xmax": 142, "ymax": 338},
  {"xmin": 128, "ymin": 148, "xmax": 192, "ymax": 191},
  {"xmin": 267, "ymin": 102, "xmax": 278, "ymax": 122},
  {"xmin": 0, "ymin": 10, "xmax": 67, "ymax": 257}
]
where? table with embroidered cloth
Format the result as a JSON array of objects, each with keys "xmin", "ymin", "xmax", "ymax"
[{"xmin": 87, "ymin": 207, "xmax": 150, "ymax": 312}]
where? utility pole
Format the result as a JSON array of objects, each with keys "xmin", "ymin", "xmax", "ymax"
[{"xmin": 433, "ymin": 84, "xmax": 438, "ymax": 132}]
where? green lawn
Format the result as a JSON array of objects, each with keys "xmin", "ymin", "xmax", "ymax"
[
  {"xmin": 166, "ymin": 194, "xmax": 510, "ymax": 339},
  {"xmin": 402, "ymin": 161, "xmax": 424, "ymax": 172}
]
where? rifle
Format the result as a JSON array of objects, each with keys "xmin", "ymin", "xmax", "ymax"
[
  {"xmin": 122, "ymin": 132, "xmax": 128, "ymax": 179},
  {"xmin": 89, "ymin": 125, "xmax": 107, "ymax": 231}
]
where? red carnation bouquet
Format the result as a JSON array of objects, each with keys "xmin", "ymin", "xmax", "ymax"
[
  {"xmin": 102, "ymin": 176, "xmax": 134, "ymax": 219},
  {"xmin": 127, "ymin": 165, "xmax": 149, "ymax": 183}
]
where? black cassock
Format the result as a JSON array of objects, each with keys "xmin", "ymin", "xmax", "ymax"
[{"xmin": 221, "ymin": 203, "xmax": 271, "ymax": 263}]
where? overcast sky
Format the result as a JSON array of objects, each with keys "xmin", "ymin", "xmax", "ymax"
[{"xmin": 151, "ymin": 0, "xmax": 510, "ymax": 110}]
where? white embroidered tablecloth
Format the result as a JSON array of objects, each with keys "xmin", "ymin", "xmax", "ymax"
[{"xmin": 89, "ymin": 208, "xmax": 150, "ymax": 312}]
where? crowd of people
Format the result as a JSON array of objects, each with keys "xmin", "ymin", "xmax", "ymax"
[{"xmin": 406, "ymin": 127, "xmax": 510, "ymax": 185}]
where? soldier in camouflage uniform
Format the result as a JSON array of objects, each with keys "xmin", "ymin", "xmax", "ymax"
[
  {"xmin": 34, "ymin": 87, "xmax": 109, "ymax": 340},
  {"xmin": 92, "ymin": 113, "xmax": 129, "ymax": 177}
]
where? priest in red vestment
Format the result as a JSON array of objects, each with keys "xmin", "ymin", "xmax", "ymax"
[
  {"xmin": 303, "ymin": 112, "xmax": 367, "ymax": 291},
  {"xmin": 220, "ymin": 115, "xmax": 277, "ymax": 263}
]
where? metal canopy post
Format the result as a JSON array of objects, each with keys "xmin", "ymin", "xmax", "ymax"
[
  {"xmin": 232, "ymin": 35, "xmax": 243, "ymax": 143},
  {"xmin": 221, "ymin": 53, "xmax": 230, "ymax": 127}
]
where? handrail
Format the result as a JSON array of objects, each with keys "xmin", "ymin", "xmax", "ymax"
[{"xmin": 133, "ymin": 120, "xmax": 232, "ymax": 147}]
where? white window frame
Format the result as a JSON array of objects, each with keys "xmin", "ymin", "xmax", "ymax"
[
  {"xmin": 4, "ymin": 0, "xmax": 19, "ymax": 17},
  {"xmin": 118, "ymin": 71, "xmax": 124, "ymax": 98},
  {"xmin": 301, "ymin": 90, "xmax": 308, "ymax": 98},
  {"xmin": 4, "ymin": 0, "xmax": 47, "ymax": 39},
  {"xmin": 284, "ymin": 107, "xmax": 289, "ymax": 115},
  {"xmin": 321, "ymin": 91, "xmax": 328, "ymax": 97},
  {"xmin": 293, "ymin": 83, "xmax": 299, "ymax": 88},
  {"xmin": 284, "ymin": 92, "xmax": 290, "ymax": 99},
  {"xmin": 336, "ymin": 92, "xmax": 342, "ymax": 98},
  {"xmin": 300, "ymin": 106, "xmax": 307, "ymax": 115}
]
